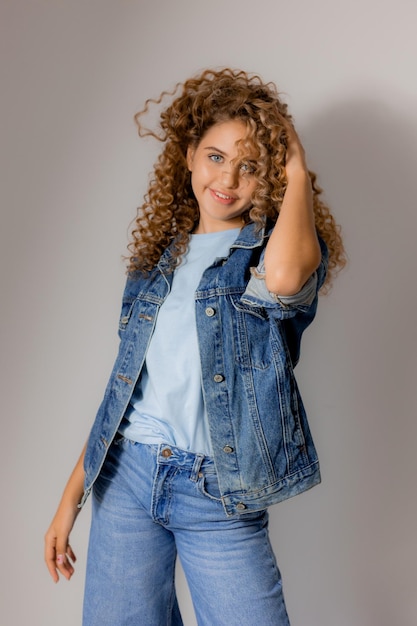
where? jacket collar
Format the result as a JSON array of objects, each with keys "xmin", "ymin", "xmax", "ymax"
[
  {"xmin": 230, "ymin": 221, "xmax": 267, "ymax": 249},
  {"xmin": 157, "ymin": 221, "xmax": 267, "ymax": 273}
]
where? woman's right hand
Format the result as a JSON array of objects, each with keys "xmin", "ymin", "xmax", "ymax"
[
  {"xmin": 45, "ymin": 502, "xmax": 79, "ymax": 582},
  {"xmin": 45, "ymin": 443, "xmax": 87, "ymax": 582}
]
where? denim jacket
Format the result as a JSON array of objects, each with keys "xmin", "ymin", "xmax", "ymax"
[{"xmin": 82, "ymin": 222, "xmax": 328, "ymax": 516}]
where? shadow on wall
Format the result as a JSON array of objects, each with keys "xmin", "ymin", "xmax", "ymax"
[
  {"xmin": 289, "ymin": 98, "xmax": 417, "ymax": 625},
  {"xmin": 303, "ymin": 97, "xmax": 416, "ymax": 413}
]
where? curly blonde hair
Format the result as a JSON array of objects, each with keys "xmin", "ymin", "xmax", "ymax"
[{"xmin": 128, "ymin": 68, "xmax": 345, "ymax": 289}]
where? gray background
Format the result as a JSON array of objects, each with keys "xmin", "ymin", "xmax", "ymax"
[{"xmin": 1, "ymin": 0, "xmax": 417, "ymax": 624}]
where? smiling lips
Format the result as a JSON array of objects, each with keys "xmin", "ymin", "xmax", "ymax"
[{"xmin": 210, "ymin": 189, "xmax": 237, "ymax": 205}]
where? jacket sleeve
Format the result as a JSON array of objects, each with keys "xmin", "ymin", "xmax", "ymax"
[{"xmin": 240, "ymin": 237, "xmax": 328, "ymax": 317}]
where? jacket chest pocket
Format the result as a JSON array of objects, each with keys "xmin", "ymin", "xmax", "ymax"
[
  {"xmin": 229, "ymin": 295, "xmax": 272, "ymax": 370},
  {"xmin": 118, "ymin": 298, "xmax": 155, "ymax": 335},
  {"xmin": 119, "ymin": 297, "xmax": 136, "ymax": 333}
]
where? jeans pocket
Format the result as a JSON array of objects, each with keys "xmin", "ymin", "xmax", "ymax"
[
  {"xmin": 197, "ymin": 470, "xmax": 222, "ymax": 502},
  {"xmin": 112, "ymin": 433, "xmax": 125, "ymax": 446},
  {"xmin": 112, "ymin": 434, "xmax": 139, "ymax": 449}
]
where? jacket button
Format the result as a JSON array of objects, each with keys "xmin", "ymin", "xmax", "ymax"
[
  {"xmin": 236, "ymin": 502, "xmax": 247, "ymax": 511},
  {"xmin": 213, "ymin": 374, "xmax": 224, "ymax": 383},
  {"xmin": 205, "ymin": 306, "xmax": 215, "ymax": 317},
  {"xmin": 161, "ymin": 448, "xmax": 172, "ymax": 458},
  {"xmin": 223, "ymin": 445, "xmax": 234, "ymax": 453}
]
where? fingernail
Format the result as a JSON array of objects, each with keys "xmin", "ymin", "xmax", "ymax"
[{"xmin": 56, "ymin": 554, "xmax": 64, "ymax": 565}]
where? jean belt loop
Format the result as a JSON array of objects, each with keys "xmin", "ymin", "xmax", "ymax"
[{"xmin": 190, "ymin": 453, "xmax": 205, "ymax": 482}]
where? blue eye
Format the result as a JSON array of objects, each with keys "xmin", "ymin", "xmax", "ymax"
[
  {"xmin": 240, "ymin": 162, "xmax": 256, "ymax": 174},
  {"xmin": 209, "ymin": 154, "xmax": 223, "ymax": 163}
]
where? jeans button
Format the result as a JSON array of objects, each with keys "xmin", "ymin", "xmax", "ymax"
[
  {"xmin": 236, "ymin": 502, "xmax": 247, "ymax": 511},
  {"xmin": 205, "ymin": 306, "xmax": 215, "ymax": 317},
  {"xmin": 161, "ymin": 448, "xmax": 172, "ymax": 458},
  {"xmin": 223, "ymin": 445, "xmax": 234, "ymax": 453},
  {"xmin": 213, "ymin": 374, "xmax": 224, "ymax": 383}
]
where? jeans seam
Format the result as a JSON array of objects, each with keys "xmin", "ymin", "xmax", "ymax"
[{"xmin": 166, "ymin": 554, "xmax": 179, "ymax": 626}]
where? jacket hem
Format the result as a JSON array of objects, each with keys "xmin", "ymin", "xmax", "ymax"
[{"xmin": 221, "ymin": 463, "xmax": 321, "ymax": 516}]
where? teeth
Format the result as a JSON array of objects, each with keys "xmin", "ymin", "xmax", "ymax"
[{"xmin": 216, "ymin": 191, "xmax": 233, "ymax": 200}]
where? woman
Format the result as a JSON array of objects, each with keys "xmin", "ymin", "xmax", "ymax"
[{"xmin": 45, "ymin": 68, "xmax": 345, "ymax": 625}]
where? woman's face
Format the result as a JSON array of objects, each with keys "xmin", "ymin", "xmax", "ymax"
[{"xmin": 186, "ymin": 119, "xmax": 258, "ymax": 233}]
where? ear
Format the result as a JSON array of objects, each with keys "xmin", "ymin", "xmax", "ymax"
[{"xmin": 186, "ymin": 145, "xmax": 195, "ymax": 171}]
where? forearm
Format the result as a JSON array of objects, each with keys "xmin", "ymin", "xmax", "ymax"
[
  {"xmin": 264, "ymin": 132, "xmax": 321, "ymax": 296},
  {"xmin": 58, "ymin": 442, "xmax": 87, "ymax": 511},
  {"xmin": 45, "ymin": 442, "xmax": 87, "ymax": 582}
]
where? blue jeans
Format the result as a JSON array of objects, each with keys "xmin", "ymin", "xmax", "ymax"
[{"xmin": 83, "ymin": 437, "xmax": 290, "ymax": 625}]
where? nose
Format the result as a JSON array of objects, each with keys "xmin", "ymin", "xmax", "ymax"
[{"xmin": 221, "ymin": 166, "xmax": 239, "ymax": 189}]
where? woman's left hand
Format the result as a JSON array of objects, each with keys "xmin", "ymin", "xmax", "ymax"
[{"xmin": 283, "ymin": 124, "xmax": 309, "ymax": 179}]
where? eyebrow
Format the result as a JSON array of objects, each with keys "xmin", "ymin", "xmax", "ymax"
[
  {"xmin": 204, "ymin": 146, "xmax": 227, "ymax": 155},
  {"xmin": 203, "ymin": 146, "xmax": 256, "ymax": 163}
]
